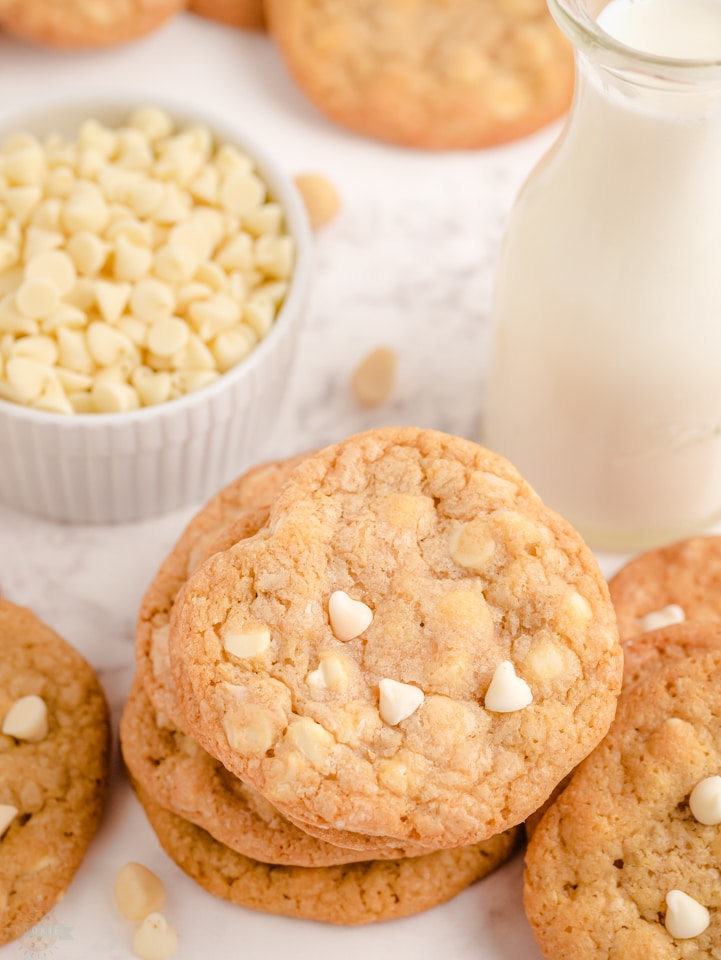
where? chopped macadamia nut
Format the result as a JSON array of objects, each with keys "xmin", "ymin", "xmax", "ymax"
[
  {"xmin": 0, "ymin": 108, "xmax": 294, "ymax": 414},
  {"xmin": 114, "ymin": 862, "xmax": 166, "ymax": 922}
]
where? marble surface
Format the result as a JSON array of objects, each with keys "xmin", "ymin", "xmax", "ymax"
[{"xmin": 0, "ymin": 14, "xmax": 591, "ymax": 959}]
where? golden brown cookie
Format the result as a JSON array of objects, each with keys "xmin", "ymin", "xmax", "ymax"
[
  {"xmin": 170, "ymin": 427, "xmax": 622, "ymax": 849},
  {"xmin": 0, "ymin": 0, "xmax": 186, "ymax": 48},
  {"xmin": 264, "ymin": 0, "xmax": 574, "ymax": 150},
  {"xmin": 524, "ymin": 622, "xmax": 721, "ymax": 841},
  {"xmin": 121, "ymin": 676, "xmax": 431, "ymax": 865},
  {"xmin": 135, "ymin": 454, "xmax": 309, "ymax": 726},
  {"xmin": 190, "ymin": 0, "xmax": 264, "ymax": 30},
  {"xmin": 608, "ymin": 536, "xmax": 721, "ymax": 642},
  {"xmin": 525, "ymin": 649, "xmax": 721, "ymax": 959},
  {"xmin": 134, "ymin": 782, "xmax": 519, "ymax": 925},
  {"xmin": 0, "ymin": 600, "xmax": 111, "ymax": 946}
]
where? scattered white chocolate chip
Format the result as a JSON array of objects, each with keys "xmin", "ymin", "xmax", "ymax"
[
  {"xmin": 689, "ymin": 775, "xmax": 721, "ymax": 825},
  {"xmin": 221, "ymin": 622, "xmax": 271, "ymax": 659},
  {"xmin": 350, "ymin": 347, "xmax": 397, "ymax": 408},
  {"xmin": 294, "ymin": 174, "xmax": 340, "ymax": 229},
  {"xmin": 0, "ymin": 803, "xmax": 18, "ymax": 838},
  {"xmin": 114, "ymin": 862, "xmax": 166, "ymax": 922},
  {"xmin": 328, "ymin": 590, "xmax": 373, "ymax": 642},
  {"xmin": 378, "ymin": 678, "xmax": 425, "ymax": 726},
  {"xmin": 2, "ymin": 694, "xmax": 48, "ymax": 742},
  {"xmin": 132, "ymin": 912, "xmax": 179, "ymax": 960},
  {"xmin": 665, "ymin": 890, "xmax": 710, "ymax": 939},
  {"xmin": 484, "ymin": 661, "xmax": 533, "ymax": 713},
  {"xmin": 640, "ymin": 604, "xmax": 685, "ymax": 632}
]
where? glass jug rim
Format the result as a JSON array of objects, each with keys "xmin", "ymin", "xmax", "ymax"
[{"xmin": 549, "ymin": 0, "xmax": 721, "ymax": 78}]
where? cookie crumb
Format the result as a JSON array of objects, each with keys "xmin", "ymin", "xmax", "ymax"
[
  {"xmin": 350, "ymin": 347, "xmax": 396, "ymax": 408},
  {"xmin": 114, "ymin": 862, "xmax": 166, "ymax": 922},
  {"xmin": 294, "ymin": 174, "xmax": 340, "ymax": 229}
]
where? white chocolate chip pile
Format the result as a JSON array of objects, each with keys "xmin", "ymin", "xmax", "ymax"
[{"xmin": 0, "ymin": 108, "xmax": 294, "ymax": 414}]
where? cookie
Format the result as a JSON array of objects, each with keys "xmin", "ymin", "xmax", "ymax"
[
  {"xmin": 190, "ymin": 0, "xmax": 264, "ymax": 30},
  {"xmin": 135, "ymin": 454, "xmax": 309, "ymax": 726},
  {"xmin": 525, "ymin": 649, "xmax": 721, "ymax": 959},
  {"xmin": 524, "ymin": 622, "xmax": 721, "ymax": 840},
  {"xmin": 121, "ymin": 676, "xmax": 431, "ymax": 865},
  {"xmin": 609, "ymin": 536, "xmax": 721, "ymax": 641},
  {"xmin": 0, "ymin": 0, "xmax": 185, "ymax": 48},
  {"xmin": 264, "ymin": 0, "xmax": 574, "ymax": 150},
  {"xmin": 170, "ymin": 426, "xmax": 622, "ymax": 849},
  {"xmin": 134, "ymin": 783, "xmax": 519, "ymax": 925},
  {"xmin": 0, "ymin": 599, "xmax": 111, "ymax": 946}
]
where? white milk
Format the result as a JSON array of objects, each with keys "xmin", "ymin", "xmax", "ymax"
[{"xmin": 484, "ymin": 0, "xmax": 721, "ymax": 548}]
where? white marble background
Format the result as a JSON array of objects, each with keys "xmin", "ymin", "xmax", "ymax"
[{"xmin": 0, "ymin": 15, "xmax": 574, "ymax": 959}]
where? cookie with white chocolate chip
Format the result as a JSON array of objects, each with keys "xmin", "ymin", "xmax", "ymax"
[
  {"xmin": 135, "ymin": 453, "xmax": 311, "ymax": 728},
  {"xmin": 0, "ymin": 599, "xmax": 110, "ymax": 946},
  {"xmin": 170, "ymin": 426, "xmax": 622, "ymax": 849},
  {"xmin": 264, "ymin": 0, "xmax": 574, "ymax": 150},
  {"xmin": 608, "ymin": 536, "xmax": 721, "ymax": 642},
  {"xmin": 524, "ymin": 648, "xmax": 721, "ymax": 958},
  {"xmin": 134, "ymin": 782, "xmax": 519, "ymax": 925},
  {"xmin": 121, "ymin": 675, "xmax": 434, "ymax": 864}
]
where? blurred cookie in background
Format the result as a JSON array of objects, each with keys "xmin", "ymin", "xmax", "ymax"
[
  {"xmin": 0, "ymin": 0, "xmax": 187, "ymax": 48},
  {"xmin": 264, "ymin": 0, "xmax": 574, "ymax": 149},
  {"xmin": 190, "ymin": 0, "xmax": 264, "ymax": 30}
]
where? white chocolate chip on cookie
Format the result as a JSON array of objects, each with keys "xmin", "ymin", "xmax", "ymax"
[
  {"xmin": 450, "ymin": 519, "xmax": 496, "ymax": 571},
  {"xmin": 132, "ymin": 912, "xmax": 179, "ymax": 960},
  {"xmin": 307, "ymin": 653, "xmax": 349, "ymax": 693},
  {"xmin": 221, "ymin": 622, "xmax": 271, "ymax": 659},
  {"xmin": 378, "ymin": 678, "xmax": 424, "ymax": 726},
  {"xmin": 664, "ymin": 890, "xmax": 710, "ymax": 940},
  {"xmin": 484, "ymin": 661, "xmax": 533, "ymax": 713},
  {"xmin": 689, "ymin": 775, "xmax": 721, "ymax": 826},
  {"xmin": 2, "ymin": 694, "xmax": 49, "ymax": 742},
  {"xmin": 114, "ymin": 862, "xmax": 166, "ymax": 922},
  {"xmin": 640, "ymin": 604, "xmax": 685, "ymax": 633},
  {"xmin": 286, "ymin": 717, "xmax": 335, "ymax": 767},
  {"xmin": 328, "ymin": 590, "xmax": 373, "ymax": 642},
  {"xmin": 0, "ymin": 803, "xmax": 18, "ymax": 838}
]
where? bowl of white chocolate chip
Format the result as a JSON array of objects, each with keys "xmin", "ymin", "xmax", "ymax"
[{"xmin": 0, "ymin": 95, "xmax": 312, "ymax": 523}]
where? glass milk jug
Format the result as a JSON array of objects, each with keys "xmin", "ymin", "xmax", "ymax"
[{"xmin": 484, "ymin": 0, "xmax": 721, "ymax": 550}]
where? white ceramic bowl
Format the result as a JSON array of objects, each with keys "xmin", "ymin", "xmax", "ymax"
[{"xmin": 0, "ymin": 94, "xmax": 312, "ymax": 524}]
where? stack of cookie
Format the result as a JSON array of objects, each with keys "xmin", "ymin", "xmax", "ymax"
[
  {"xmin": 121, "ymin": 426, "xmax": 623, "ymax": 924},
  {"xmin": 525, "ymin": 537, "xmax": 721, "ymax": 957}
]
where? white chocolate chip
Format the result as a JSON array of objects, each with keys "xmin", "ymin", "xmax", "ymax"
[
  {"xmin": 147, "ymin": 317, "xmax": 189, "ymax": 358},
  {"xmin": 449, "ymin": 520, "xmax": 496, "ymax": 571},
  {"xmin": 210, "ymin": 326, "xmax": 256, "ymax": 373},
  {"xmin": 221, "ymin": 622, "xmax": 271, "ymax": 659},
  {"xmin": 24, "ymin": 250, "xmax": 76, "ymax": 297},
  {"xmin": 132, "ymin": 912, "xmax": 179, "ymax": 960},
  {"xmin": 127, "ymin": 107, "xmax": 174, "ymax": 141},
  {"xmin": 328, "ymin": 590, "xmax": 373, "ymax": 642},
  {"xmin": 95, "ymin": 280, "xmax": 131, "ymax": 325},
  {"xmin": 0, "ymin": 804, "xmax": 18, "ymax": 837},
  {"xmin": 91, "ymin": 380, "xmax": 139, "ymax": 413},
  {"xmin": 294, "ymin": 174, "xmax": 340, "ymax": 230},
  {"xmin": 114, "ymin": 862, "xmax": 166, "ymax": 921},
  {"xmin": 219, "ymin": 172, "xmax": 265, "ymax": 216},
  {"xmin": 12, "ymin": 335, "xmax": 58, "ymax": 366},
  {"xmin": 640, "ymin": 604, "xmax": 685, "ymax": 633},
  {"xmin": 62, "ymin": 185, "xmax": 109, "ymax": 234},
  {"xmin": 665, "ymin": 890, "xmax": 710, "ymax": 939},
  {"xmin": 307, "ymin": 653, "xmax": 350, "ymax": 693},
  {"xmin": 153, "ymin": 243, "xmax": 198, "ymax": 285},
  {"xmin": 689, "ymin": 775, "xmax": 721, "ymax": 825},
  {"xmin": 2, "ymin": 694, "xmax": 48, "ymax": 742},
  {"xmin": 66, "ymin": 232, "xmax": 108, "ymax": 276},
  {"xmin": 23, "ymin": 227, "xmax": 64, "ymax": 262},
  {"xmin": 113, "ymin": 235, "xmax": 153, "ymax": 283},
  {"xmin": 286, "ymin": 717, "xmax": 335, "ymax": 766},
  {"xmin": 130, "ymin": 278, "xmax": 175, "ymax": 324},
  {"xmin": 15, "ymin": 278, "xmax": 60, "ymax": 319},
  {"xmin": 5, "ymin": 186, "xmax": 42, "ymax": 223},
  {"xmin": 378, "ymin": 678, "xmax": 424, "ymax": 726},
  {"xmin": 86, "ymin": 322, "xmax": 136, "ymax": 367},
  {"xmin": 6, "ymin": 356, "xmax": 55, "ymax": 403},
  {"xmin": 484, "ymin": 661, "xmax": 533, "ymax": 713}
]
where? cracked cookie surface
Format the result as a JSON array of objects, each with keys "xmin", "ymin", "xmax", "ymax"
[
  {"xmin": 0, "ymin": 599, "xmax": 110, "ymax": 945},
  {"xmin": 265, "ymin": 0, "xmax": 574, "ymax": 149},
  {"xmin": 134, "ymin": 782, "xmax": 519, "ymax": 925},
  {"xmin": 525, "ymin": 649, "xmax": 721, "ymax": 959},
  {"xmin": 170, "ymin": 427, "xmax": 621, "ymax": 848}
]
